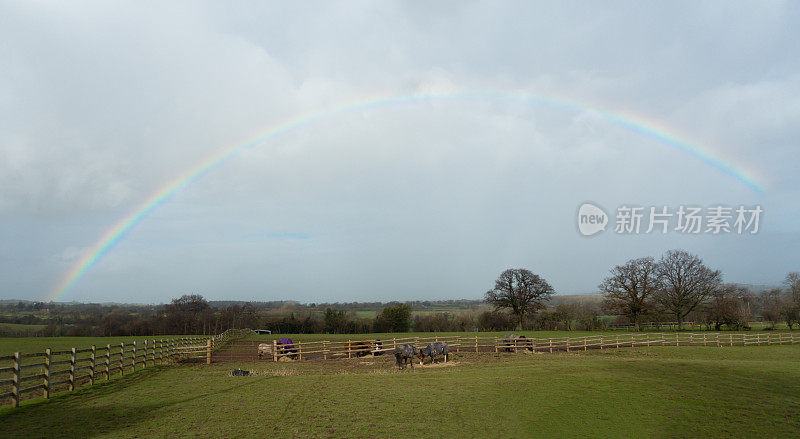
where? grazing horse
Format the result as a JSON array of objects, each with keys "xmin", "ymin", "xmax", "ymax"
[
  {"xmin": 257, "ymin": 343, "xmax": 274, "ymax": 359},
  {"xmin": 418, "ymin": 342, "xmax": 449, "ymax": 365},
  {"xmin": 277, "ymin": 337, "xmax": 298, "ymax": 359},
  {"xmin": 346, "ymin": 341, "xmax": 372, "ymax": 357},
  {"xmin": 373, "ymin": 340, "xmax": 384, "ymax": 356},
  {"xmin": 394, "ymin": 344, "xmax": 419, "ymax": 369},
  {"xmin": 502, "ymin": 334, "xmax": 532, "ymax": 352}
]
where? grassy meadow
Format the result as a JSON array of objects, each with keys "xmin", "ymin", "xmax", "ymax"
[
  {"xmin": 0, "ymin": 335, "xmax": 198, "ymax": 357},
  {"xmin": 1, "ymin": 337, "xmax": 798, "ymax": 438}
]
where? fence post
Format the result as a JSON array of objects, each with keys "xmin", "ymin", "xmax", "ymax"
[
  {"xmin": 120, "ymin": 343, "xmax": 125, "ymax": 376},
  {"xmin": 206, "ymin": 339, "xmax": 212, "ymax": 365},
  {"xmin": 549, "ymin": 338, "xmax": 553, "ymax": 353},
  {"xmin": 566, "ymin": 337, "xmax": 570, "ymax": 353},
  {"xmin": 12, "ymin": 352, "xmax": 21, "ymax": 407},
  {"xmin": 44, "ymin": 348, "xmax": 51, "ymax": 398},
  {"xmin": 299, "ymin": 342, "xmax": 302, "ymax": 361},
  {"xmin": 273, "ymin": 340, "xmax": 277, "ymax": 362},
  {"xmin": 105, "ymin": 344, "xmax": 111, "ymax": 380},
  {"xmin": 69, "ymin": 347, "xmax": 76, "ymax": 391},
  {"xmin": 393, "ymin": 337, "xmax": 397, "ymax": 351},
  {"xmin": 584, "ymin": 336, "xmax": 587, "ymax": 351},
  {"xmin": 132, "ymin": 341, "xmax": 137, "ymax": 372},
  {"xmin": 323, "ymin": 341, "xmax": 327, "ymax": 360},
  {"xmin": 348, "ymin": 340, "xmax": 351, "ymax": 359},
  {"xmin": 90, "ymin": 345, "xmax": 96, "ymax": 385}
]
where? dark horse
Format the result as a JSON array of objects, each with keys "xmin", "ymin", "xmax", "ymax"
[
  {"xmin": 418, "ymin": 342, "xmax": 449, "ymax": 364},
  {"xmin": 394, "ymin": 344, "xmax": 418, "ymax": 369}
]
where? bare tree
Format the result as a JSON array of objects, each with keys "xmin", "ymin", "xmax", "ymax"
[
  {"xmin": 485, "ymin": 268, "xmax": 554, "ymax": 329},
  {"xmin": 786, "ymin": 272, "xmax": 800, "ymax": 303},
  {"xmin": 705, "ymin": 284, "xmax": 752, "ymax": 330},
  {"xmin": 759, "ymin": 289, "xmax": 782, "ymax": 329},
  {"xmin": 654, "ymin": 250, "xmax": 722, "ymax": 329},
  {"xmin": 599, "ymin": 257, "xmax": 659, "ymax": 329}
]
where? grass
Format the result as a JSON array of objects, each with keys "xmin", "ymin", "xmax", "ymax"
[
  {"xmin": 1, "ymin": 342, "xmax": 798, "ymax": 438},
  {"xmin": 0, "ymin": 335, "xmax": 197, "ymax": 357}
]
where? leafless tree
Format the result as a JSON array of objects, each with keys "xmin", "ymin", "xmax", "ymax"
[
  {"xmin": 485, "ymin": 268, "xmax": 554, "ymax": 329},
  {"xmin": 704, "ymin": 284, "xmax": 752, "ymax": 330},
  {"xmin": 654, "ymin": 250, "xmax": 721, "ymax": 329},
  {"xmin": 759, "ymin": 289, "xmax": 782, "ymax": 329},
  {"xmin": 785, "ymin": 272, "xmax": 800, "ymax": 303},
  {"xmin": 599, "ymin": 257, "xmax": 659, "ymax": 329}
]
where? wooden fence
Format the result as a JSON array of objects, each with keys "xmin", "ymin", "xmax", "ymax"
[
  {"xmin": 3, "ymin": 330, "xmax": 797, "ymax": 407},
  {"xmin": 207, "ymin": 331, "xmax": 800, "ymax": 363},
  {"xmin": 0, "ymin": 328, "xmax": 252, "ymax": 408}
]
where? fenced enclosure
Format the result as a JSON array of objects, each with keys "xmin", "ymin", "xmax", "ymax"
[
  {"xmin": 3, "ymin": 330, "xmax": 797, "ymax": 409},
  {"xmin": 207, "ymin": 332, "xmax": 800, "ymax": 363},
  {"xmin": 0, "ymin": 329, "xmax": 251, "ymax": 408}
]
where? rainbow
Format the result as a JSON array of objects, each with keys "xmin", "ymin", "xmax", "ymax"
[{"xmin": 47, "ymin": 89, "xmax": 765, "ymax": 301}]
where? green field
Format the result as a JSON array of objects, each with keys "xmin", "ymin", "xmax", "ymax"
[
  {"xmin": 0, "ymin": 335, "xmax": 198, "ymax": 357},
  {"xmin": 0, "ymin": 323, "xmax": 47, "ymax": 330},
  {"xmin": 1, "ymin": 337, "xmax": 798, "ymax": 438}
]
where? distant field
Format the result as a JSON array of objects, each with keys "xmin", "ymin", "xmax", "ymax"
[
  {"xmin": 0, "ymin": 323, "xmax": 47, "ymax": 330},
  {"xmin": 1, "ymin": 343, "xmax": 798, "ymax": 437},
  {"xmin": 0, "ymin": 335, "xmax": 197, "ymax": 356}
]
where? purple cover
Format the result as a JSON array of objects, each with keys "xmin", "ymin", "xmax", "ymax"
[{"xmin": 277, "ymin": 337, "xmax": 294, "ymax": 349}]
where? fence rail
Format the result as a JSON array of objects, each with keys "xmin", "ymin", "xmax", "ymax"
[
  {"xmin": 3, "ymin": 330, "xmax": 797, "ymax": 408},
  {"xmin": 0, "ymin": 328, "xmax": 253, "ymax": 408},
  {"xmin": 202, "ymin": 332, "xmax": 800, "ymax": 363}
]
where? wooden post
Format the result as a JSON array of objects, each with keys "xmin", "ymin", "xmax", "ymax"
[
  {"xmin": 272, "ymin": 340, "xmax": 277, "ymax": 362},
  {"xmin": 347, "ymin": 340, "xmax": 351, "ymax": 359},
  {"xmin": 105, "ymin": 344, "xmax": 111, "ymax": 380},
  {"xmin": 298, "ymin": 342, "xmax": 302, "ymax": 361},
  {"xmin": 616, "ymin": 335, "xmax": 620, "ymax": 349},
  {"xmin": 323, "ymin": 341, "xmax": 327, "ymax": 360},
  {"xmin": 494, "ymin": 338, "xmax": 498, "ymax": 353},
  {"xmin": 393, "ymin": 337, "xmax": 397, "ymax": 351},
  {"xmin": 549, "ymin": 338, "xmax": 553, "ymax": 353},
  {"xmin": 12, "ymin": 352, "xmax": 21, "ymax": 408},
  {"xmin": 206, "ymin": 339, "xmax": 212, "ymax": 365},
  {"xmin": 600, "ymin": 335, "xmax": 603, "ymax": 350},
  {"xmin": 90, "ymin": 345, "xmax": 96, "ymax": 385},
  {"xmin": 566, "ymin": 337, "xmax": 570, "ymax": 353},
  {"xmin": 584, "ymin": 336, "xmax": 587, "ymax": 351},
  {"xmin": 68, "ymin": 347, "xmax": 76, "ymax": 391},
  {"xmin": 143, "ymin": 340, "xmax": 148, "ymax": 367},
  {"xmin": 120, "ymin": 343, "xmax": 125, "ymax": 376},
  {"xmin": 475, "ymin": 335, "xmax": 478, "ymax": 353},
  {"xmin": 132, "ymin": 341, "xmax": 137, "ymax": 372},
  {"xmin": 44, "ymin": 348, "xmax": 51, "ymax": 398}
]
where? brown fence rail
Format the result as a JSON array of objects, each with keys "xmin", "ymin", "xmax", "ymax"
[
  {"xmin": 0, "ymin": 328, "xmax": 252, "ymax": 408},
  {"xmin": 3, "ymin": 330, "xmax": 797, "ymax": 408},
  {"xmin": 202, "ymin": 332, "xmax": 800, "ymax": 363}
]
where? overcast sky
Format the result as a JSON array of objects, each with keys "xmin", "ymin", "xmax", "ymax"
[{"xmin": 1, "ymin": 1, "xmax": 798, "ymax": 303}]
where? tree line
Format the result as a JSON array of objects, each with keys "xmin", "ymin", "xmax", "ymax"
[
  {"xmin": 484, "ymin": 250, "xmax": 800, "ymax": 331},
  {"xmin": 2, "ymin": 249, "xmax": 797, "ymax": 336}
]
